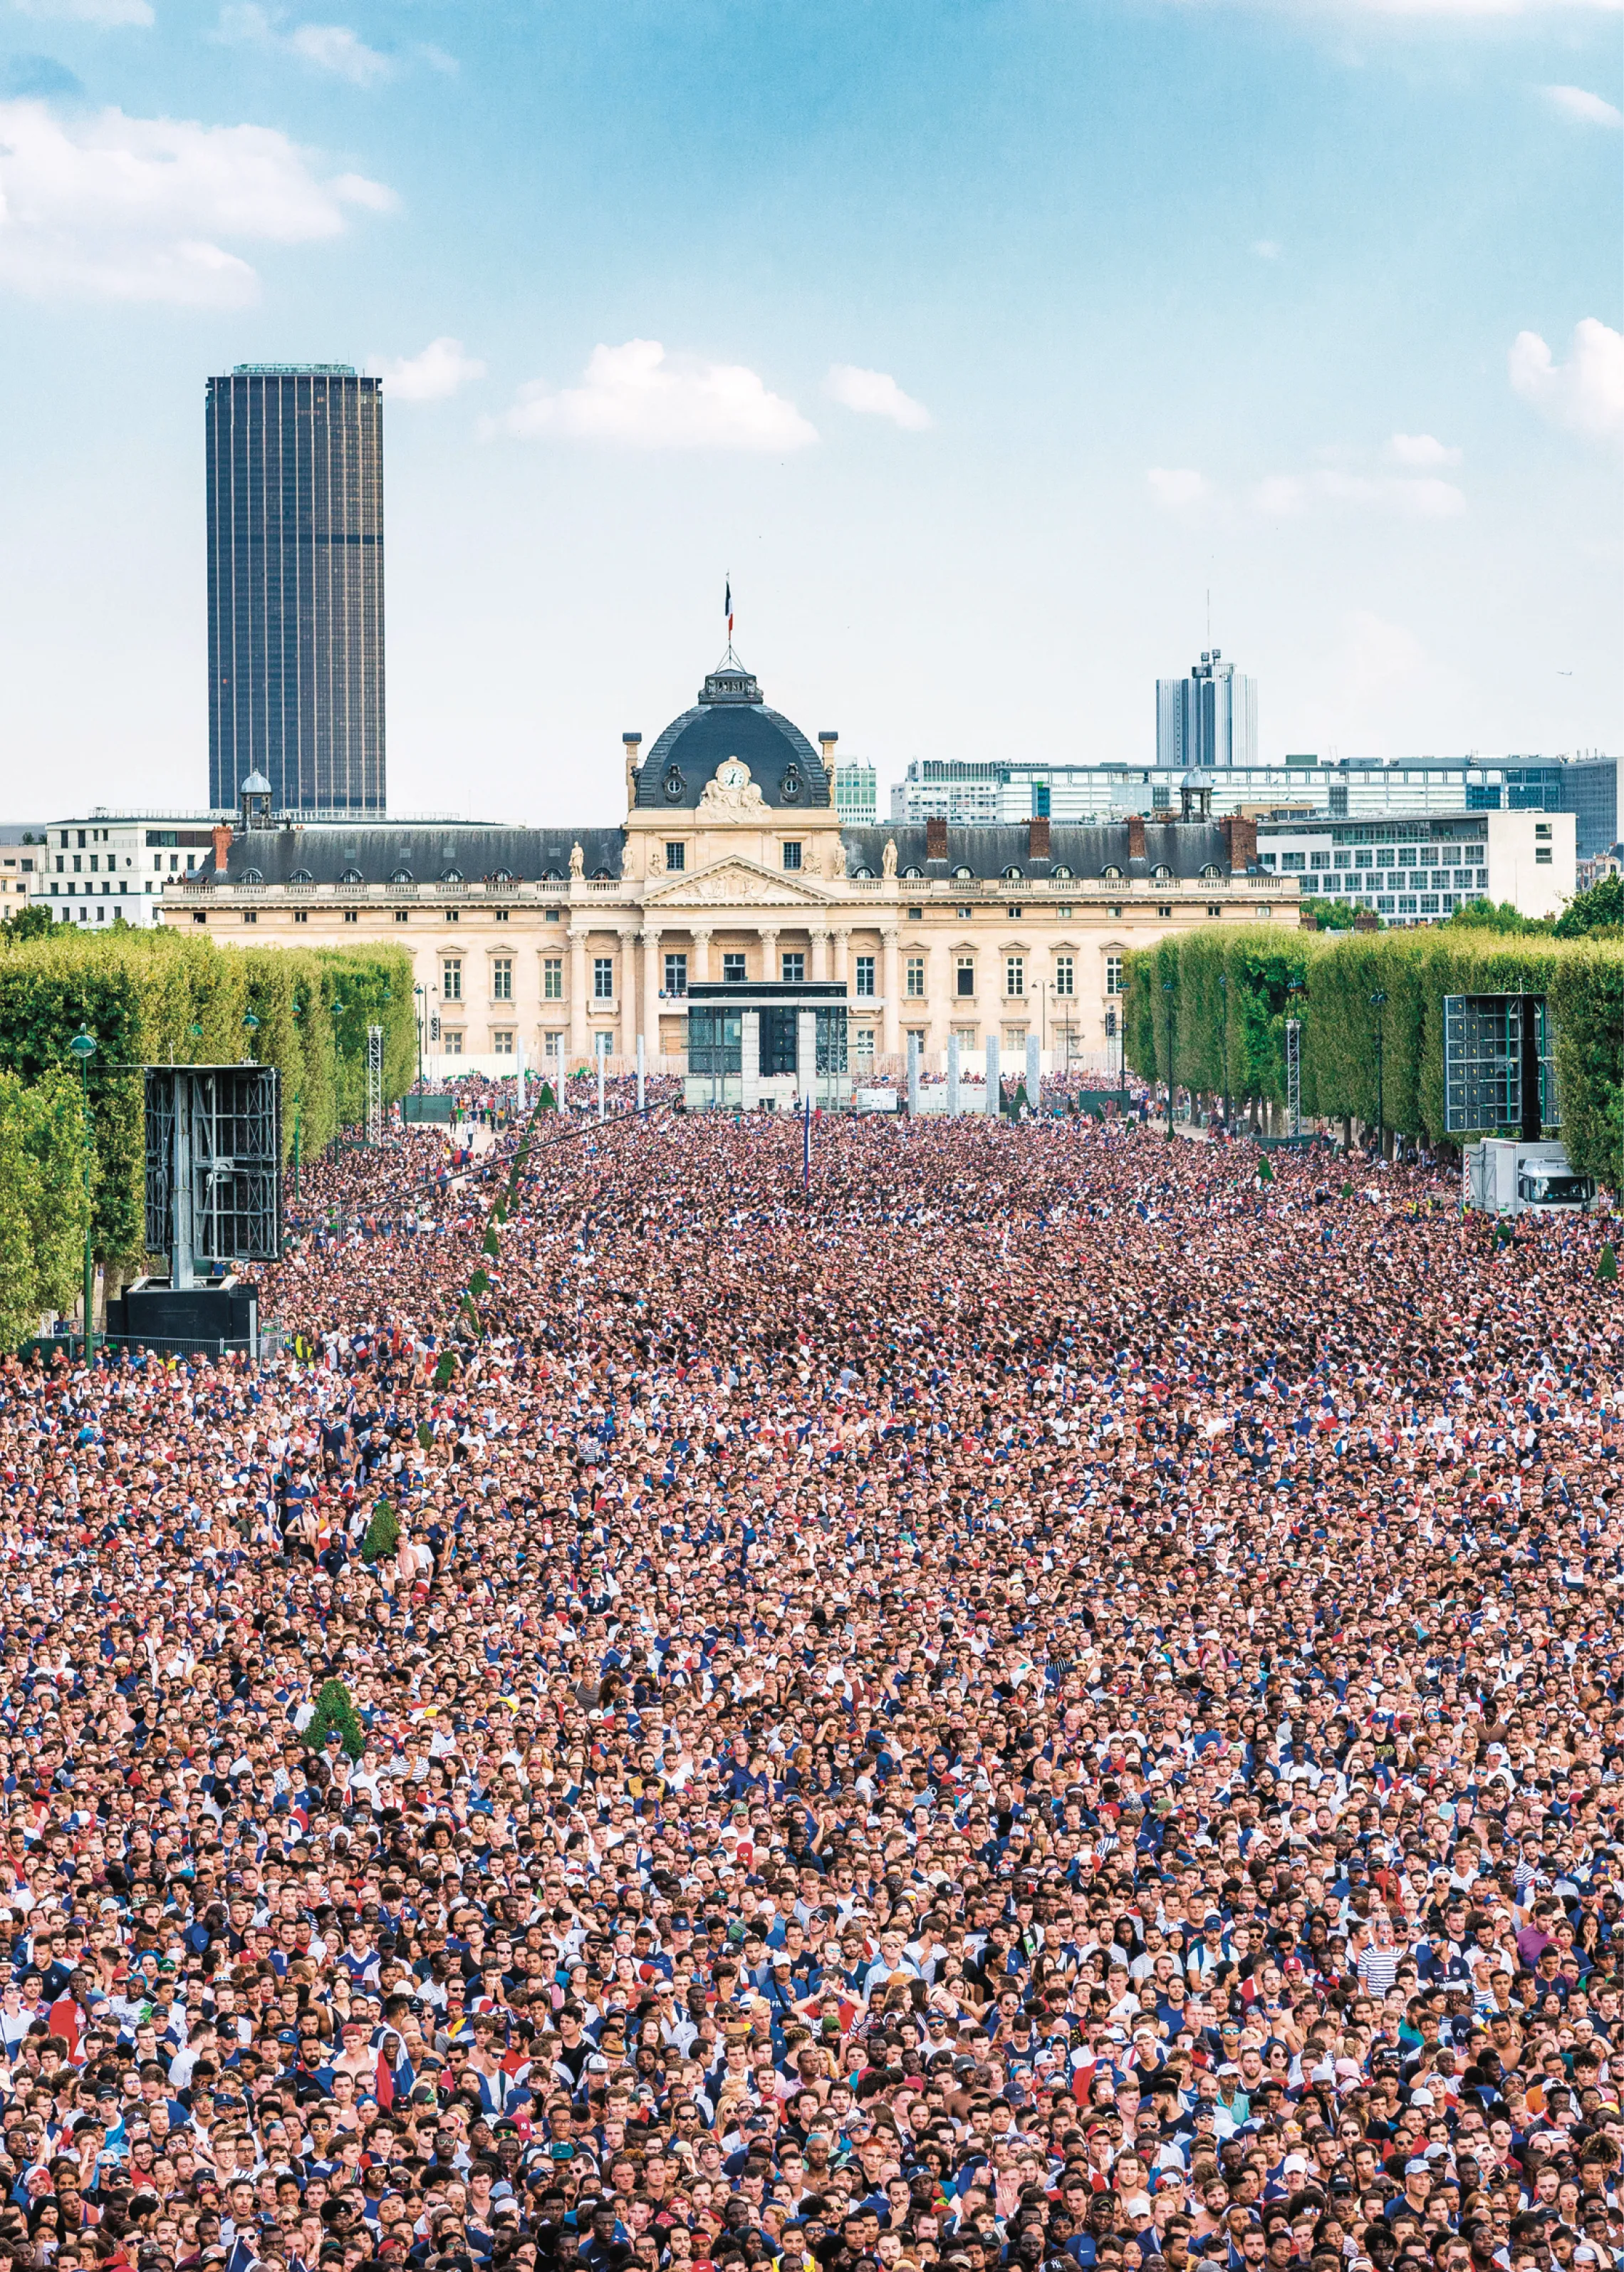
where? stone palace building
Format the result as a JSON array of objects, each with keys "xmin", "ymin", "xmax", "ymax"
[{"xmin": 162, "ymin": 657, "xmax": 1300, "ymax": 1076}]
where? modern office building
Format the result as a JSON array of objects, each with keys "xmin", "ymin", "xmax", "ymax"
[
  {"xmin": 890, "ymin": 752, "xmax": 1618, "ymax": 837},
  {"xmin": 206, "ymin": 365, "xmax": 385, "ymax": 818},
  {"xmin": 832, "ymin": 759, "xmax": 878, "ymax": 827},
  {"xmin": 1156, "ymin": 649, "xmax": 1259, "ymax": 769},
  {"xmin": 1256, "ymin": 809, "xmax": 1575, "ymax": 925}
]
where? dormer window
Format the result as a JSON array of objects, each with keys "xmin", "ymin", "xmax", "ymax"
[
  {"xmin": 663, "ymin": 767, "xmax": 686, "ymax": 803},
  {"xmin": 340, "ymin": 866, "xmax": 364, "ymax": 885},
  {"xmin": 289, "ymin": 868, "xmax": 313, "ymax": 884},
  {"xmin": 390, "ymin": 867, "xmax": 413, "ymax": 884},
  {"xmin": 1051, "ymin": 864, "xmax": 1073, "ymax": 879},
  {"xmin": 780, "ymin": 764, "xmax": 802, "ymax": 802},
  {"xmin": 491, "ymin": 867, "xmax": 513, "ymax": 883},
  {"xmin": 952, "ymin": 865, "xmax": 974, "ymax": 881},
  {"xmin": 239, "ymin": 868, "xmax": 263, "ymax": 884},
  {"xmin": 1002, "ymin": 865, "xmax": 1023, "ymax": 881},
  {"xmin": 853, "ymin": 865, "xmax": 875, "ymax": 880},
  {"xmin": 441, "ymin": 868, "xmax": 463, "ymax": 884},
  {"xmin": 1152, "ymin": 863, "xmax": 1173, "ymax": 880},
  {"xmin": 1100, "ymin": 864, "xmax": 1123, "ymax": 880},
  {"xmin": 901, "ymin": 865, "xmax": 923, "ymax": 879},
  {"xmin": 1201, "ymin": 863, "xmax": 1222, "ymax": 879}
]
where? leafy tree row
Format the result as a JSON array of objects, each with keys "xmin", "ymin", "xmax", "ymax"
[
  {"xmin": 1123, "ymin": 925, "xmax": 1624, "ymax": 1190},
  {"xmin": 0, "ymin": 1071, "xmax": 92, "ymax": 1352},
  {"xmin": 0, "ymin": 928, "xmax": 417, "ymax": 1271}
]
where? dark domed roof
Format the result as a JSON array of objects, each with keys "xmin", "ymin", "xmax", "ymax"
[{"xmin": 634, "ymin": 660, "xmax": 830, "ymax": 811}]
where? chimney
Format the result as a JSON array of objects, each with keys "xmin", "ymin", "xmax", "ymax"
[
  {"xmin": 211, "ymin": 821, "xmax": 232, "ymax": 876},
  {"xmin": 925, "ymin": 815, "xmax": 948, "ymax": 861},
  {"xmin": 1127, "ymin": 814, "xmax": 1146, "ymax": 864},
  {"xmin": 1220, "ymin": 814, "xmax": 1257, "ymax": 873},
  {"xmin": 1028, "ymin": 816, "xmax": 1051, "ymax": 860},
  {"xmin": 623, "ymin": 732, "xmax": 642, "ymax": 803},
  {"xmin": 818, "ymin": 731, "xmax": 838, "ymax": 769}
]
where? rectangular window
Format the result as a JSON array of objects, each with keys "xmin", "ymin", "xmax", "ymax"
[
  {"xmin": 593, "ymin": 956, "xmax": 615, "ymax": 1000},
  {"xmin": 543, "ymin": 958, "xmax": 563, "ymax": 1000},
  {"xmin": 956, "ymin": 955, "xmax": 975, "ymax": 998},
  {"xmin": 665, "ymin": 842, "xmax": 687, "ymax": 872},
  {"xmin": 1280, "ymin": 852, "xmax": 1305, "ymax": 871},
  {"xmin": 1053, "ymin": 955, "xmax": 1074, "ymax": 997},
  {"xmin": 723, "ymin": 952, "xmax": 747, "ymax": 984},
  {"xmin": 1006, "ymin": 955, "xmax": 1024, "ymax": 997},
  {"xmin": 293, "ymin": 909, "xmax": 308, "ymax": 923},
  {"xmin": 898, "ymin": 955, "xmax": 922, "ymax": 997},
  {"xmin": 493, "ymin": 1031, "xmax": 514, "ymax": 1055},
  {"xmin": 1536, "ymin": 821, "xmax": 1552, "ymax": 839},
  {"xmin": 781, "ymin": 951, "xmax": 805, "ymax": 983},
  {"xmin": 442, "ymin": 960, "xmax": 462, "ymax": 1000},
  {"xmin": 1310, "ymin": 851, "xmax": 1331, "ymax": 870},
  {"xmin": 492, "ymin": 958, "xmax": 513, "ymax": 1000},
  {"xmin": 544, "ymin": 1032, "xmax": 562, "ymax": 1059},
  {"xmin": 855, "ymin": 955, "xmax": 876, "ymax": 997},
  {"xmin": 663, "ymin": 952, "xmax": 688, "ymax": 997},
  {"xmin": 1536, "ymin": 849, "xmax": 1552, "ymax": 865},
  {"xmin": 1105, "ymin": 955, "xmax": 1123, "ymax": 995},
  {"xmin": 854, "ymin": 1028, "xmax": 875, "ymax": 1061},
  {"xmin": 443, "ymin": 1031, "xmax": 464, "ymax": 1057},
  {"xmin": 782, "ymin": 841, "xmax": 803, "ymax": 872}
]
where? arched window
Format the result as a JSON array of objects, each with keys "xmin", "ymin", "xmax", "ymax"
[
  {"xmin": 901, "ymin": 864, "xmax": 923, "ymax": 879},
  {"xmin": 1100, "ymin": 865, "xmax": 1123, "ymax": 881},
  {"xmin": 1051, "ymin": 863, "xmax": 1073, "ymax": 880},
  {"xmin": 952, "ymin": 865, "xmax": 974, "ymax": 881},
  {"xmin": 1152, "ymin": 863, "xmax": 1173, "ymax": 880},
  {"xmin": 441, "ymin": 868, "xmax": 464, "ymax": 884},
  {"xmin": 239, "ymin": 868, "xmax": 263, "ymax": 885},
  {"xmin": 491, "ymin": 867, "xmax": 513, "ymax": 883},
  {"xmin": 1002, "ymin": 864, "xmax": 1023, "ymax": 881},
  {"xmin": 340, "ymin": 866, "xmax": 364, "ymax": 886},
  {"xmin": 592, "ymin": 867, "xmax": 613, "ymax": 881},
  {"xmin": 289, "ymin": 868, "xmax": 313, "ymax": 885},
  {"xmin": 542, "ymin": 867, "xmax": 563, "ymax": 883},
  {"xmin": 853, "ymin": 866, "xmax": 875, "ymax": 880},
  {"xmin": 1200, "ymin": 862, "xmax": 1222, "ymax": 879},
  {"xmin": 390, "ymin": 867, "xmax": 413, "ymax": 884}
]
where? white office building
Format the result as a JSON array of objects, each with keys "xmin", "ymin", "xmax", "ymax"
[
  {"xmin": 1255, "ymin": 808, "xmax": 1575, "ymax": 924},
  {"xmin": 32, "ymin": 810, "xmax": 229, "ymax": 927}
]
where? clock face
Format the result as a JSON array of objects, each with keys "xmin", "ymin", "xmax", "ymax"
[{"xmin": 716, "ymin": 759, "xmax": 749, "ymax": 789}]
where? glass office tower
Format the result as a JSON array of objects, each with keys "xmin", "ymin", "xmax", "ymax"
[{"xmin": 207, "ymin": 365, "xmax": 385, "ymax": 814}]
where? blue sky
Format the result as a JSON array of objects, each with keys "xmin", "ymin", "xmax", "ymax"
[{"xmin": 0, "ymin": 0, "xmax": 1618, "ymax": 824}]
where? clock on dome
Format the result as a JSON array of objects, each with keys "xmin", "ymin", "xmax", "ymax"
[{"xmin": 715, "ymin": 759, "xmax": 751, "ymax": 789}]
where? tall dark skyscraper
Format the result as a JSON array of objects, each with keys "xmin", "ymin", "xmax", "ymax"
[{"xmin": 207, "ymin": 365, "xmax": 385, "ymax": 815}]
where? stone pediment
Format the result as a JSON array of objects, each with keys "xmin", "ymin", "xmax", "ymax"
[{"xmin": 647, "ymin": 857, "xmax": 831, "ymax": 908}]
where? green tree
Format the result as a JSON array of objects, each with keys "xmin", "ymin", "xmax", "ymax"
[
  {"xmin": 301, "ymin": 1677, "xmax": 366, "ymax": 1760},
  {"xmin": 1555, "ymin": 873, "xmax": 1624, "ymax": 939},
  {"xmin": 1, "ymin": 906, "xmax": 54, "ymax": 945},
  {"xmin": 1445, "ymin": 898, "xmax": 1553, "ymax": 935}
]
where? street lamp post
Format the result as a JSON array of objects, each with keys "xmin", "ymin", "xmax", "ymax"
[
  {"xmin": 1162, "ymin": 978, "xmax": 1176, "ymax": 1138},
  {"xmin": 413, "ymin": 985, "xmax": 425, "ymax": 1089},
  {"xmin": 68, "ymin": 1030, "xmax": 96, "ymax": 1356},
  {"xmin": 243, "ymin": 1009, "xmax": 259, "ymax": 1064},
  {"xmin": 1369, "ymin": 988, "xmax": 1388, "ymax": 1160}
]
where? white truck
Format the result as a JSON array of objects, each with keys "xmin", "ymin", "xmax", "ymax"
[{"xmin": 1462, "ymin": 1138, "xmax": 1596, "ymax": 1215}]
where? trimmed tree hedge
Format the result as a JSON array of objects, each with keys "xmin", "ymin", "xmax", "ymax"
[{"xmin": 1123, "ymin": 925, "xmax": 1624, "ymax": 1190}]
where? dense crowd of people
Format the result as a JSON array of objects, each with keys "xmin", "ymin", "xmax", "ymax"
[{"xmin": 1, "ymin": 1106, "xmax": 1621, "ymax": 2272}]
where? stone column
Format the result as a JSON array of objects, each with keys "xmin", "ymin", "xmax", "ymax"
[
  {"xmin": 618, "ymin": 932, "xmax": 639, "ymax": 1067},
  {"xmin": 641, "ymin": 925, "xmax": 662, "ymax": 1064},
  {"xmin": 927, "ymin": 935, "xmax": 952, "ymax": 1059},
  {"xmin": 811, "ymin": 927, "xmax": 831, "ymax": 982},
  {"xmin": 881, "ymin": 928, "xmax": 901, "ymax": 1062},
  {"xmin": 568, "ymin": 928, "xmax": 588, "ymax": 1066},
  {"xmin": 831, "ymin": 929, "xmax": 850, "ymax": 988},
  {"xmin": 690, "ymin": 929, "xmax": 711, "ymax": 985},
  {"xmin": 758, "ymin": 927, "xmax": 779, "ymax": 986}
]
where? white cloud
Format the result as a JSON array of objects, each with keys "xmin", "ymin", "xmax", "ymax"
[
  {"xmin": 1254, "ymin": 464, "xmax": 1464, "ymax": 517},
  {"xmin": 1147, "ymin": 467, "xmax": 1209, "ymax": 508},
  {"xmin": 368, "ymin": 335, "xmax": 485, "ymax": 402},
  {"xmin": 1541, "ymin": 83, "xmax": 1623, "ymax": 125},
  {"xmin": 216, "ymin": 4, "xmax": 390, "ymax": 83},
  {"xmin": 1509, "ymin": 318, "xmax": 1624, "ymax": 443},
  {"xmin": 824, "ymin": 363, "xmax": 932, "ymax": 430},
  {"xmin": 494, "ymin": 339, "xmax": 817, "ymax": 452},
  {"xmin": 1251, "ymin": 238, "xmax": 1281, "ymax": 259},
  {"xmin": 0, "ymin": 95, "xmax": 394, "ymax": 303},
  {"xmin": 1387, "ymin": 431, "xmax": 1462, "ymax": 467},
  {"xmin": 10, "ymin": 0, "xmax": 152, "ymax": 24}
]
